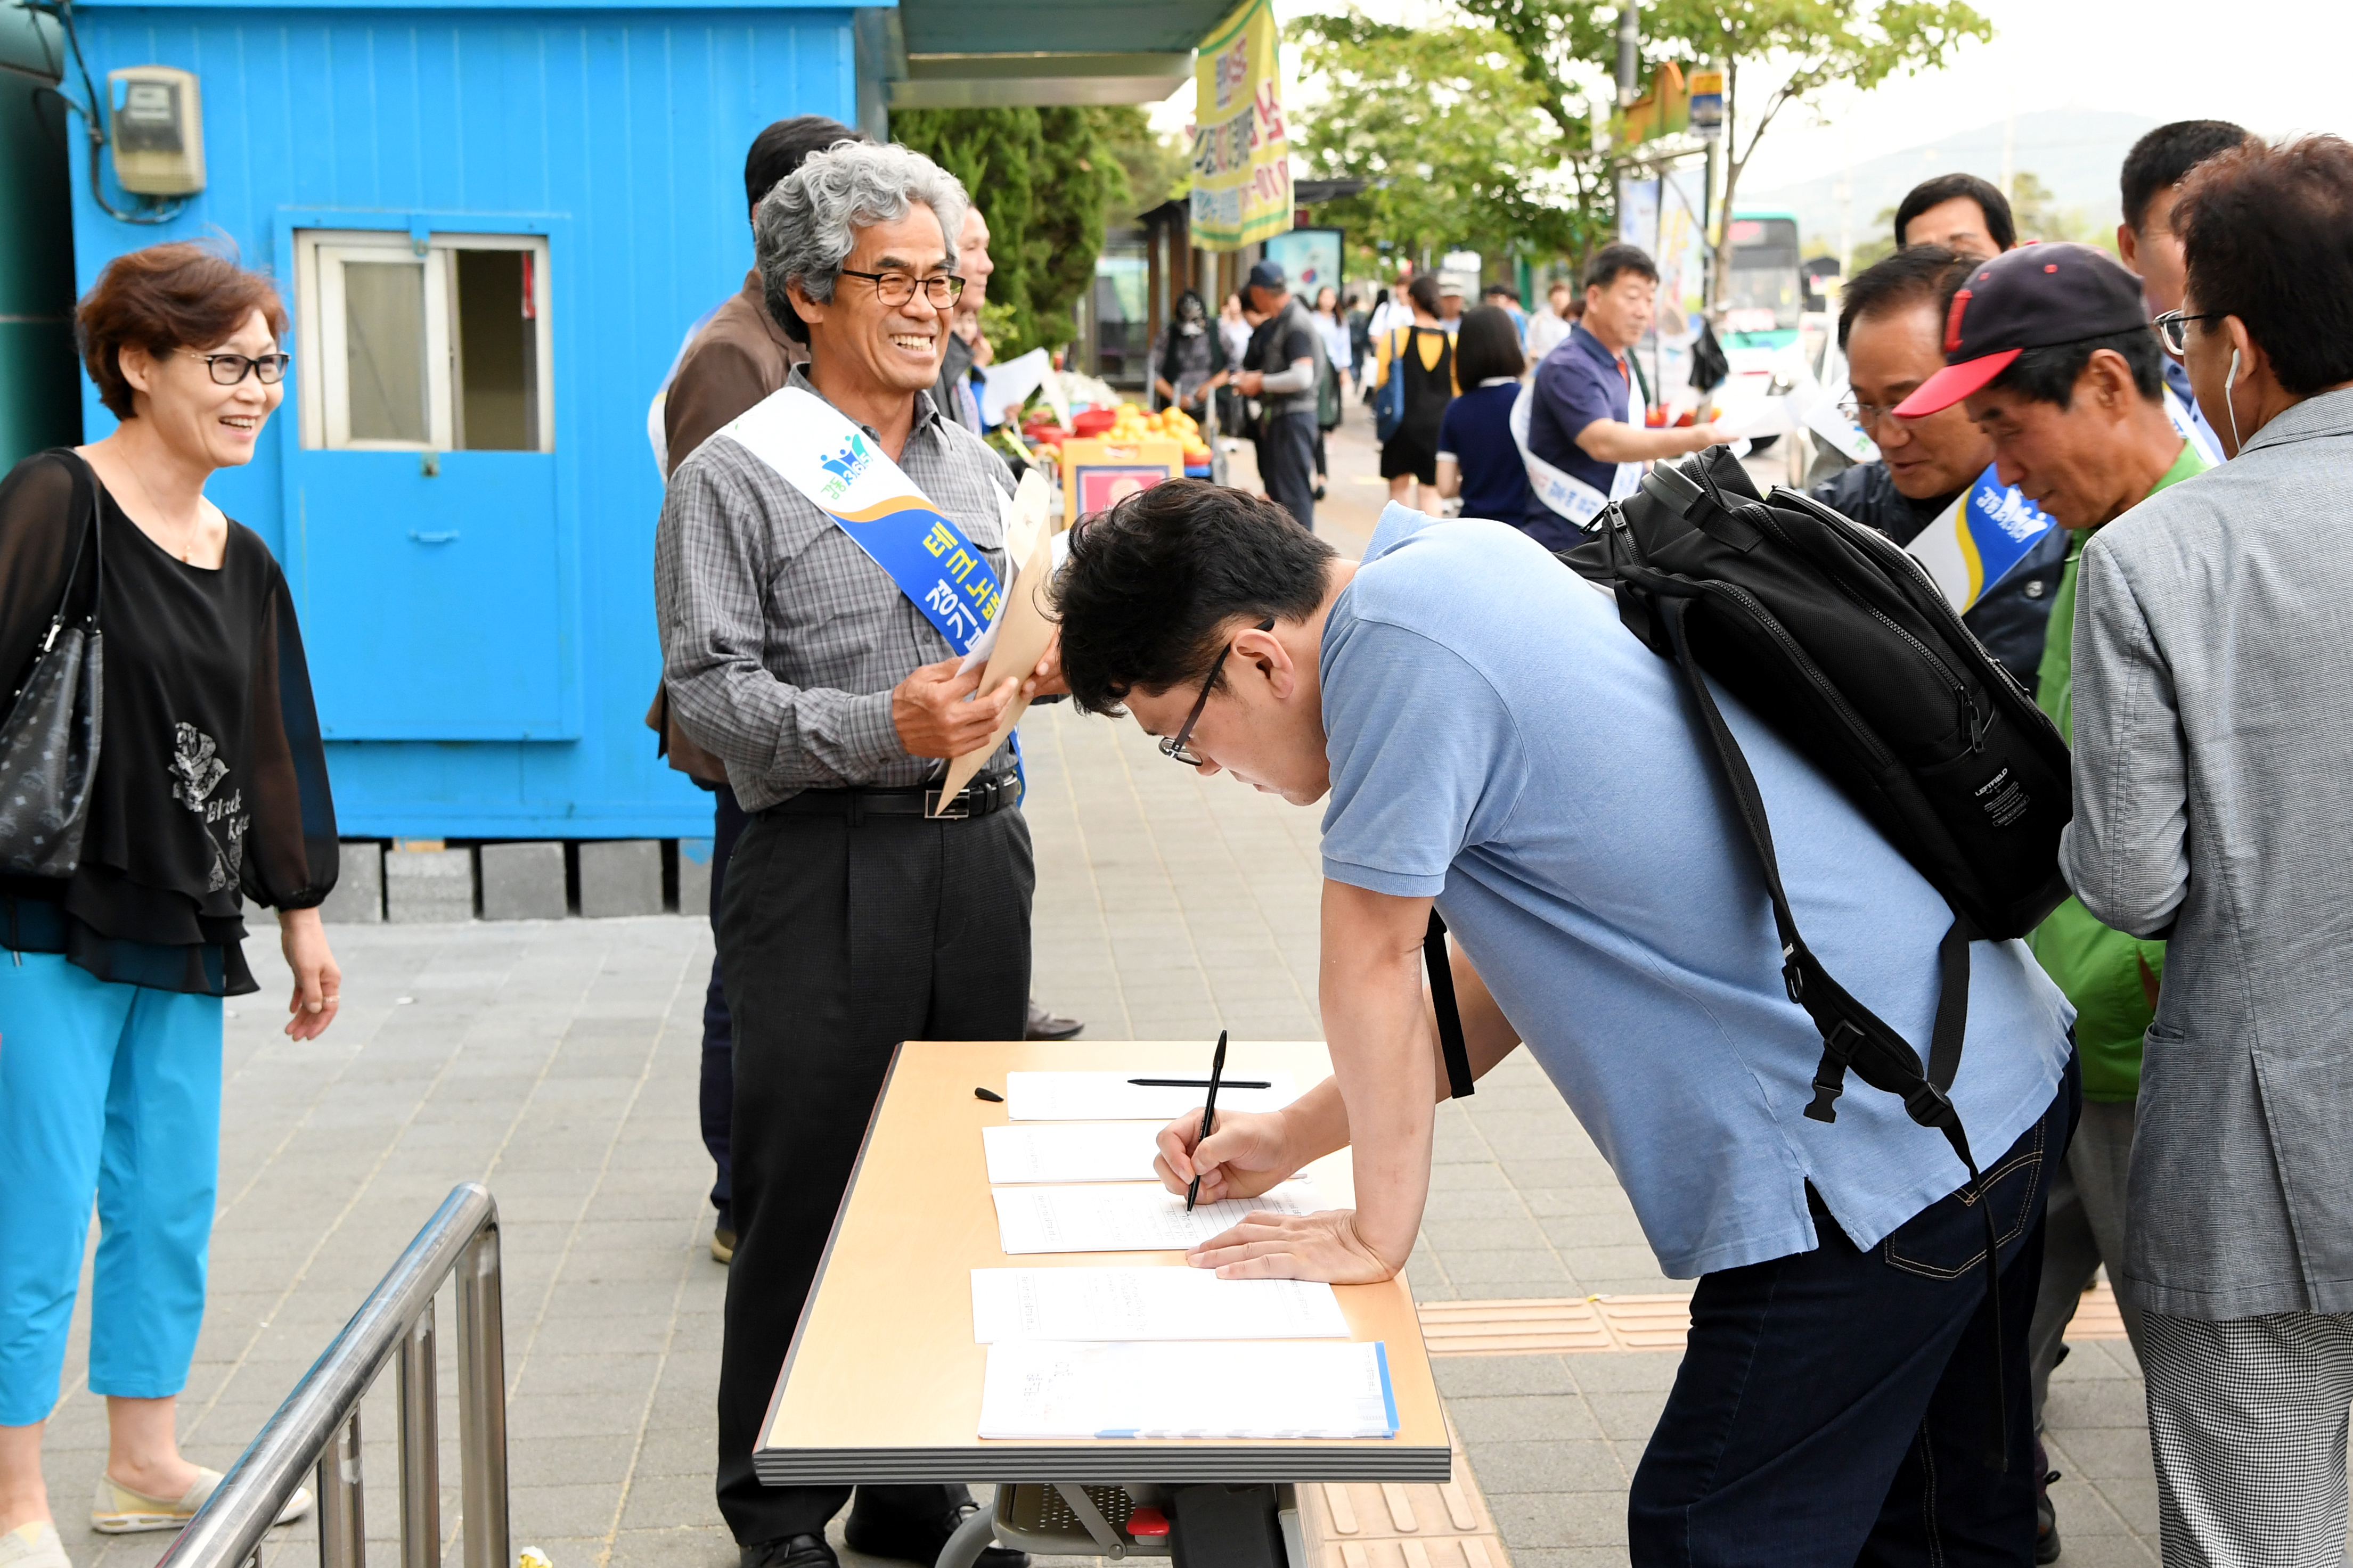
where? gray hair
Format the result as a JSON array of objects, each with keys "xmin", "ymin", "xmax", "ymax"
[{"xmin": 756, "ymin": 142, "xmax": 969, "ymax": 343}]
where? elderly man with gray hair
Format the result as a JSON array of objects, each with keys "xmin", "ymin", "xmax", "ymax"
[{"xmin": 655, "ymin": 141, "xmax": 1046, "ymax": 1568}]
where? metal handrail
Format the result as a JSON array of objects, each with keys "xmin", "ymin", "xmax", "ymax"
[{"xmin": 158, "ymin": 1183, "xmax": 510, "ymax": 1568}]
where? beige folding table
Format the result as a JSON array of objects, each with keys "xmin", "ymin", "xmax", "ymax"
[{"xmin": 755, "ymin": 1039, "xmax": 1453, "ymax": 1565}]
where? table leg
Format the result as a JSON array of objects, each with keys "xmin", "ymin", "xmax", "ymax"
[{"xmin": 934, "ymin": 1504, "xmax": 1000, "ymax": 1568}]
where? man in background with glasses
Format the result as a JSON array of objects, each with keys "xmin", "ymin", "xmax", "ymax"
[
  {"xmin": 2117, "ymin": 120, "xmax": 2253, "ymax": 467},
  {"xmin": 1810, "ymin": 245, "xmax": 2068, "ymax": 694},
  {"xmin": 655, "ymin": 141, "xmax": 1044, "ymax": 1568}
]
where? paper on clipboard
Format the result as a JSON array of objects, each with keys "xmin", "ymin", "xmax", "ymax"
[{"xmin": 935, "ymin": 519, "xmax": 1055, "ymax": 810}]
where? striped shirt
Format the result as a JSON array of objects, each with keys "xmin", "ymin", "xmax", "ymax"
[{"xmin": 653, "ymin": 365, "xmax": 1016, "ymax": 810}]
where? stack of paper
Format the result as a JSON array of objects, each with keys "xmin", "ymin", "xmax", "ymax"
[
  {"xmin": 1006, "ymin": 1071, "xmax": 1297, "ymax": 1122},
  {"xmin": 991, "ymin": 1180, "xmax": 1324, "ymax": 1255},
  {"xmin": 971, "ymin": 1268, "xmax": 1351, "ymax": 1343},
  {"xmin": 978, "ymin": 1340, "xmax": 1398, "ymax": 1440},
  {"xmin": 982, "ymin": 1123, "xmax": 1164, "ymax": 1185}
]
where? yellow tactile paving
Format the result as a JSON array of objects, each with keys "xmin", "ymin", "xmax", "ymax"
[
  {"xmin": 1302, "ymin": 1419, "xmax": 1512, "ymax": 1568},
  {"xmin": 1419, "ymin": 1285, "xmax": 2128, "ymax": 1356}
]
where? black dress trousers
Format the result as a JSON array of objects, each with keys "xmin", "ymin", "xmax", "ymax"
[{"xmin": 712, "ymin": 801, "xmax": 1034, "ymax": 1547}]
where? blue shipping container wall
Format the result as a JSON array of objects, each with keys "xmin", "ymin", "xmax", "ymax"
[{"xmin": 66, "ymin": 0, "xmax": 863, "ymax": 838}]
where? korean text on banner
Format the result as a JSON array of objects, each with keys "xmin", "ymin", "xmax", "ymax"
[{"xmin": 1190, "ymin": 0, "xmax": 1292, "ymax": 250}]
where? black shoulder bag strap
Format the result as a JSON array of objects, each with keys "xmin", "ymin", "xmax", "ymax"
[
  {"xmin": 1654, "ymin": 588, "xmax": 2006, "ymax": 1467},
  {"xmin": 1425, "ymin": 910, "xmax": 1475, "ymax": 1099}
]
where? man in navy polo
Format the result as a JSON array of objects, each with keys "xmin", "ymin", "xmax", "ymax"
[{"xmin": 1521, "ymin": 243, "xmax": 1719, "ymax": 548}]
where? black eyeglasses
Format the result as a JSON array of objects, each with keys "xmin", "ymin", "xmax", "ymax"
[
  {"xmin": 1159, "ymin": 617, "xmax": 1276, "ymax": 768},
  {"xmin": 2152, "ymin": 310, "xmax": 2220, "ymax": 358},
  {"xmin": 184, "ymin": 351, "xmax": 291, "ymax": 386},
  {"xmin": 837, "ymin": 269, "xmax": 966, "ymax": 309}
]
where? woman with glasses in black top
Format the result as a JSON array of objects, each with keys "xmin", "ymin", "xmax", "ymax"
[{"xmin": 0, "ymin": 242, "xmax": 338, "ymax": 1565}]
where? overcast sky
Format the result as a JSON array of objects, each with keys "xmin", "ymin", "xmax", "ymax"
[{"xmin": 1158, "ymin": 1, "xmax": 2352, "ymax": 187}]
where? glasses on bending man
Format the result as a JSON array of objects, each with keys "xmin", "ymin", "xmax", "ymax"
[{"xmin": 1159, "ymin": 618, "xmax": 1278, "ymax": 768}]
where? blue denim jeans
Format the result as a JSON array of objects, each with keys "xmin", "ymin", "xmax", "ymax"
[
  {"xmin": 1628, "ymin": 1056, "xmax": 2079, "ymax": 1565},
  {"xmin": 0, "ymin": 954, "xmax": 223, "ymax": 1424}
]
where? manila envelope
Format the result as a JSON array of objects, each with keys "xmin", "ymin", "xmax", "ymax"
[{"xmin": 934, "ymin": 521, "xmax": 1055, "ymax": 812}]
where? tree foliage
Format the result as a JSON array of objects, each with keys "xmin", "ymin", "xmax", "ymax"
[
  {"xmin": 892, "ymin": 106, "xmax": 1135, "ymax": 354},
  {"xmin": 1291, "ymin": 10, "xmax": 1612, "ymax": 281},
  {"xmin": 1456, "ymin": 0, "xmax": 1992, "ymax": 297}
]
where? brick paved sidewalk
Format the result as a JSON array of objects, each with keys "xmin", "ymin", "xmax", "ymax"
[{"xmin": 37, "ymin": 605, "xmax": 2159, "ymax": 1568}]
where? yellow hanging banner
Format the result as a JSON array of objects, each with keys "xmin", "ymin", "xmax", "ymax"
[{"xmin": 1189, "ymin": 0, "xmax": 1293, "ymax": 251}]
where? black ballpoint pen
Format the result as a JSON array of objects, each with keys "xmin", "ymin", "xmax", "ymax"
[
  {"xmin": 1185, "ymin": 1029, "xmax": 1229, "ymax": 1212},
  {"xmin": 1129, "ymin": 1077, "xmax": 1269, "ymax": 1090}
]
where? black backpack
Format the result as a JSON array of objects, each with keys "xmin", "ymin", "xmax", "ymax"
[{"xmin": 1423, "ymin": 446, "xmax": 2072, "ymax": 1462}]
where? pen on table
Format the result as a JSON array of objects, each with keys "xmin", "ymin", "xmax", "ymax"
[
  {"xmin": 1185, "ymin": 1029, "xmax": 1229, "ymax": 1213},
  {"xmin": 973, "ymin": 1087, "xmax": 1004, "ymax": 1103},
  {"xmin": 1128, "ymin": 1077, "xmax": 1269, "ymax": 1089}
]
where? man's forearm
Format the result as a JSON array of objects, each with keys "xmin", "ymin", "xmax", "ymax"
[
  {"xmin": 1575, "ymin": 418, "xmax": 1709, "ymax": 464},
  {"xmin": 1260, "ymin": 357, "xmax": 1318, "ymax": 396},
  {"xmin": 1320, "ymin": 883, "xmax": 1439, "ymax": 1272}
]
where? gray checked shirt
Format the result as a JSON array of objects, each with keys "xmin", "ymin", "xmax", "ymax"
[{"xmin": 653, "ymin": 365, "xmax": 1016, "ymax": 810}]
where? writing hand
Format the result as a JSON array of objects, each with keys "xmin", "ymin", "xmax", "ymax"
[{"xmin": 1154, "ymin": 1106, "xmax": 1295, "ymax": 1205}]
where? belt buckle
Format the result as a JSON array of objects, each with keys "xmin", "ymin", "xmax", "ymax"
[{"xmin": 924, "ymin": 785, "xmax": 971, "ymax": 820}]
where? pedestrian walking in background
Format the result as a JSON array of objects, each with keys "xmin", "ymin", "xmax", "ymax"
[
  {"xmin": 1524, "ymin": 279, "xmax": 1575, "ymax": 364},
  {"xmin": 2117, "ymin": 120, "xmax": 2255, "ymax": 465},
  {"xmin": 1436, "ymin": 275, "xmax": 1467, "ymax": 333},
  {"xmin": 656, "ymin": 142, "xmax": 1049, "ymax": 1568},
  {"xmin": 1232, "ymin": 260, "xmax": 1327, "ymax": 531},
  {"xmin": 1435, "ymin": 305, "xmax": 1534, "ymax": 536},
  {"xmin": 1482, "ymin": 282, "xmax": 1529, "ymax": 343},
  {"xmin": 648, "ymin": 111, "xmax": 862, "ymax": 1268},
  {"xmin": 1371, "ymin": 271, "xmax": 1455, "ymax": 515},
  {"xmin": 2063, "ymin": 135, "xmax": 2353, "ymax": 1568},
  {"xmin": 1366, "ymin": 259, "xmax": 1415, "ymax": 343},
  {"xmin": 1311, "ymin": 285, "xmax": 1354, "ymax": 500},
  {"xmin": 1345, "ymin": 290, "xmax": 1372, "ymax": 389},
  {"xmin": 1890, "ymin": 240, "xmax": 2203, "ymax": 1565},
  {"xmin": 0, "ymin": 241, "xmax": 343, "ymax": 1568}
]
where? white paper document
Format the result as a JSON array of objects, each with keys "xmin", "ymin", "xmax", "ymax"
[
  {"xmin": 970, "ymin": 1268, "xmax": 1351, "ymax": 1343},
  {"xmin": 978, "ymin": 1340, "xmax": 1398, "ymax": 1440},
  {"xmin": 1005, "ymin": 1071, "xmax": 1298, "ymax": 1123},
  {"xmin": 983, "ymin": 1123, "xmax": 1166, "ymax": 1185},
  {"xmin": 991, "ymin": 1180, "xmax": 1325, "ymax": 1255}
]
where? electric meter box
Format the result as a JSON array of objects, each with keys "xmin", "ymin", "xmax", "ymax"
[{"xmin": 107, "ymin": 66, "xmax": 205, "ymax": 195}]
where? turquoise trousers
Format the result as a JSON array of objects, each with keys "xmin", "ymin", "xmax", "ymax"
[{"xmin": 0, "ymin": 953, "xmax": 223, "ymax": 1426}]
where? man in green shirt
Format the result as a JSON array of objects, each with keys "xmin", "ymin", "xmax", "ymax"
[{"xmin": 1893, "ymin": 241, "xmax": 2206, "ymax": 1562}]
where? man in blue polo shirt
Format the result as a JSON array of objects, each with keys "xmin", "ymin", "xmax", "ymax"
[
  {"xmin": 1051, "ymin": 481, "xmax": 2076, "ymax": 1562},
  {"xmin": 1520, "ymin": 243, "xmax": 1720, "ymax": 545}
]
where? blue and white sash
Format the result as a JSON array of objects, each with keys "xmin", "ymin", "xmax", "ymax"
[
  {"xmin": 1510, "ymin": 373, "xmax": 1644, "ymax": 530},
  {"xmin": 1904, "ymin": 464, "xmax": 2058, "ymax": 614},
  {"xmin": 720, "ymin": 387, "xmax": 1005, "ymax": 655}
]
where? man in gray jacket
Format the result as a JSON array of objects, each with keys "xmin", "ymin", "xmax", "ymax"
[{"xmin": 2061, "ymin": 134, "xmax": 2353, "ymax": 1566}]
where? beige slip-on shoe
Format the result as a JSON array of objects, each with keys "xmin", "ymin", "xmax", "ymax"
[
  {"xmin": 92, "ymin": 1468, "xmax": 313, "ymax": 1534},
  {"xmin": 0, "ymin": 1522, "xmax": 70, "ymax": 1568}
]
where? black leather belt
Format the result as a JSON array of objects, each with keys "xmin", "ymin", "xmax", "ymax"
[{"xmin": 761, "ymin": 771, "xmax": 1017, "ymax": 823}]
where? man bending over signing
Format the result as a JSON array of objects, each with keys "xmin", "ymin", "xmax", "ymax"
[{"xmin": 1050, "ymin": 482, "xmax": 2076, "ymax": 1564}]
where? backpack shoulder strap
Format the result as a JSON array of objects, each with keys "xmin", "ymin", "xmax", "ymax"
[{"xmin": 1425, "ymin": 910, "xmax": 1475, "ymax": 1099}]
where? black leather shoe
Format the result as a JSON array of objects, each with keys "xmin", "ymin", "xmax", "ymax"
[
  {"xmin": 742, "ymin": 1535, "xmax": 837, "ymax": 1568},
  {"xmin": 844, "ymin": 1501, "xmax": 1028, "ymax": 1567},
  {"xmin": 1023, "ymin": 998, "xmax": 1083, "ymax": 1041}
]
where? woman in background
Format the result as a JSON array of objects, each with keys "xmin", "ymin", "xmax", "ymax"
[
  {"xmin": 1371, "ymin": 272, "xmax": 1456, "ymax": 515},
  {"xmin": 0, "ymin": 243, "xmax": 339, "ymax": 1568},
  {"xmin": 1436, "ymin": 303, "xmax": 1538, "ymax": 537}
]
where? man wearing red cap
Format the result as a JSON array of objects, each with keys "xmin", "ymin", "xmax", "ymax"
[{"xmin": 1896, "ymin": 239, "xmax": 2210, "ymax": 1555}]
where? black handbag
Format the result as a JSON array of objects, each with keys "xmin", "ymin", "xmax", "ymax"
[{"xmin": 0, "ymin": 456, "xmax": 104, "ymax": 877}]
